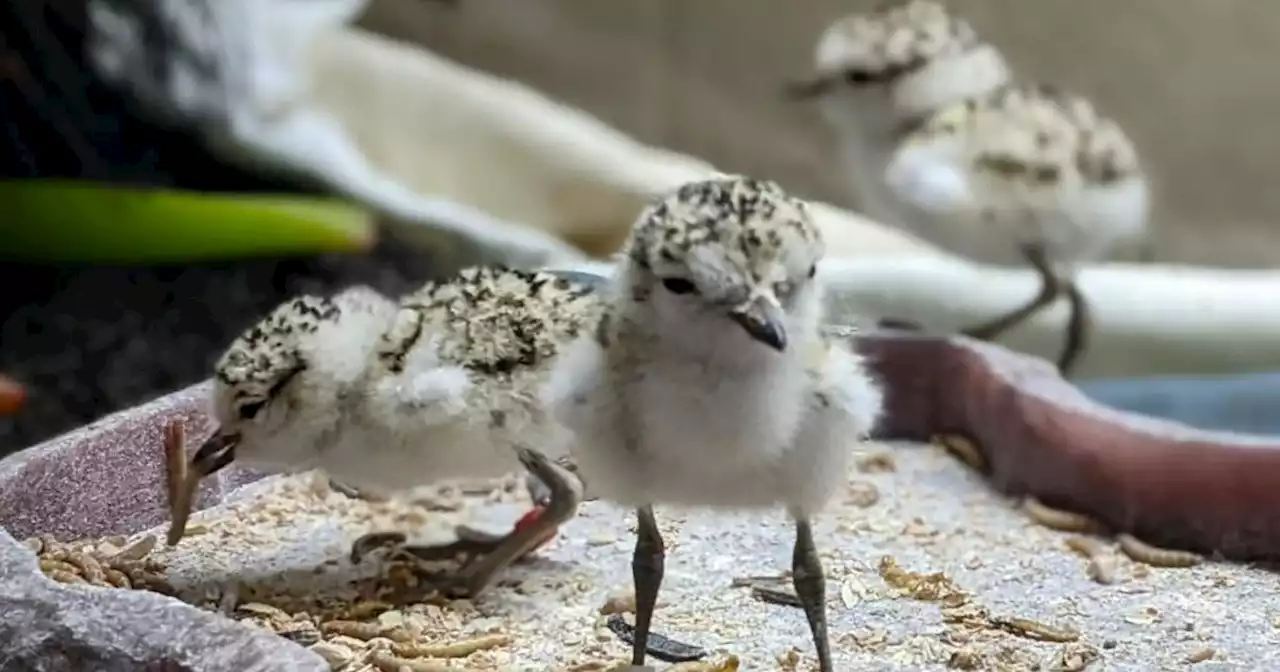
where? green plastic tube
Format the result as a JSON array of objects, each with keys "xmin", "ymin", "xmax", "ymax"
[{"xmin": 0, "ymin": 180, "xmax": 376, "ymax": 263}]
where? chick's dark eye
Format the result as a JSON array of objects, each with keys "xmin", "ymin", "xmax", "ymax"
[
  {"xmin": 661, "ymin": 278, "xmax": 697, "ymax": 295},
  {"xmin": 808, "ymin": 264, "xmax": 817, "ymax": 279},
  {"xmin": 845, "ymin": 69, "xmax": 874, "ymax": 85},
  {"xmin": 238, "ymin": 400, "xmax": 266, "ymax": 420}
]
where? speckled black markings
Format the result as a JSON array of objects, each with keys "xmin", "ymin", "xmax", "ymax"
[
  {"xmin": 819, "ymin": 0, "xmax": 983, "ymax": 92},
  {"xmin": 213, "ymin": 296, "xmax": 341, "ymax": 404},
  {"xmin": 632, "ymin": 177, "xmax": 816, "ymax": 272},
  {"xmin": 398, "ymin": 266, "xmax": 597, "ymax": 379},
  {"xmin": 377, "ymin": 308, "xmax": 427, "ymax": 375},
  {"xmin": 592, "ymin": 309, "xmax": 614, "ymax": 349},
  {"xmin": 814, "ymin": 390, "xmax": 833, "ymax": 409},
  {"xmin": 914, "ymin": 83, "xmax": 1140, "ymax": 191}
]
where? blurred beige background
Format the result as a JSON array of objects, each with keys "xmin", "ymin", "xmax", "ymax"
[{"xmin": 361, "ymin": 0, "xmax": 1280, "ymax": 268}]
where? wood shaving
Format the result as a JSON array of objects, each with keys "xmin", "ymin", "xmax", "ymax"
[
  {"xmin": 845, "ymin": 480, "xmax": 881, "ymax": 508},
  {"xmin": 877, "ymin": 556, "xmax": 968, "ymax": 605},
  {"xmin": 1044, "ymin": 642, "xmax": 1101, "ymax": 671},
  {"xmin": 668, "ymin": 655, "xmax": 740, "ymax": 671},
  {"xmin": 1063, "ymin": 536, "xmax": 1117, "ymax": 585},
  {"xmin": 599, "ymin": 591, "xmax": 636, "ymax": 615}
]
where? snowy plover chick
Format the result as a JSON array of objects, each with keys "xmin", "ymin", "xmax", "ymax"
[
  {"xmin": 884, "ymin": 85, "xmax": 1149, "ymax": 374},
  {"xmin": 788, "ymin": 1, "xmax": 1149, "ymax": 375},
  {"xmin": 544, "ymin": 176, "xmax": 884, "ymax": 671},
  {"xmin": 188, "ymin": 269, "xmax": 596, "ymax": 598},
  {"xmin": 785, "ymin": 0, "xmax": 1014, "ymax": 228}
]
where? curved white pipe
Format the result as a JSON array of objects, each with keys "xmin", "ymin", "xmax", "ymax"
[{"xmin": 820, "ymin": 257, "xmax": 1280, "ymax": 379}]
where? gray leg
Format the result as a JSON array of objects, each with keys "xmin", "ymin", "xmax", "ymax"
[
  {"xmin": 792, "ymin": 517, "xmax": 833, "ymax": 672},
  {"xmin": 631, "ymin": 505, "xmax": 665, "ymax": 666},
  {"xmin": 1057, "ymin": 280, "xmax": 1091, "ymax": 377},
  {"xmin": 962, "ymin": 242, "xmax": 1061, "ymax": 341}
]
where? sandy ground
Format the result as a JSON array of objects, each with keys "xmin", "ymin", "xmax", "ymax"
[{"xmin": 133, "ymin": 441, "xmax": 1280, "ymax": 671}]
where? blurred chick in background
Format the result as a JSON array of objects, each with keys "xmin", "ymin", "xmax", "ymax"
[{"xmin": 787, "ymin": 0, "xmax": 1150, "ymax": 376}]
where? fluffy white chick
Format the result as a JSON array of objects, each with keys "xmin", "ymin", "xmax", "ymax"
[
  {"xmin": 189, "ymin": 269, "xmax": 597, "ymax": 598},
  {"xmin": 788, "ymin": 1, "xmax": 1150, "ymax": 375},
  {"xmin": 544, "ymin": 176, "xmax": 884, "ymax": 671},
  {"xmin": 884, "ymin": 85, "xmax": 1150, "ymax": 374},
  {"xmin": 786, "ymin": 0, "xmax": 1014, "ymax": 227}
]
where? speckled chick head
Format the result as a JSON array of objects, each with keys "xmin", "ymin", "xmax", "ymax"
[
  {"xmin": 801, "ymin": 0, "xmax": 1011, "ymax": 123},
  {"xmin": 618, "ymin": 176, "xmax": 825, "ymax": 358},
  {"xmin": 884, "ymin": 85, "xmax": 1150, "ymax": 261},
  {"xmin": 208, "ymin": 286, "xmax": 398, "ymax": 469}
]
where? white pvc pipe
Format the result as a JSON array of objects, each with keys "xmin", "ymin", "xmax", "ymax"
[
  {"xmin": 820, "ymin": 257, "xmax": 1280, "ymax": 379},
  {"xmin": 554, "ymin": 257, "xmax": 1280, "ymax": 379}
]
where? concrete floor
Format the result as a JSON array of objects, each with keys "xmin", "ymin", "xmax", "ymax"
[{"xmin": 152, "ymin": 442, "xmax": 1280, "ymax": 670}]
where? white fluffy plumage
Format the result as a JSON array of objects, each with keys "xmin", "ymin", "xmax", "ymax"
[
  {"xmin": 798, "ymin": 0, "xmax": 1015, "ymax": 227},
  {"xmin": 199, "ymin": 267, "xmax": 599, "ymax": 597},
  {"xmin": 543, "ymin": 175, "xmax": 883, "ymax": 670}
]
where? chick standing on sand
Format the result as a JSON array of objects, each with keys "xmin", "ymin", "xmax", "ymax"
[
  {"xmin": 787, "ymin": 0, "xmax": 1150, "ymax": 375},
  {"xmin": 186, "ymin": 268, "xmax": 598, "ymax": 599},
  {"xmin": 544, "ymin": 176, "xmax": 884, "ymax": 671}
]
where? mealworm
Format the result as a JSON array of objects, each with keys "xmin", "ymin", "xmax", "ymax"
[
  {"xmin": 64, "ymin": 551, "xmax": 106, "ymax": 584},
  {"xmin": 113, "ymin": 535, "xmax": 157, "ymax": 562},
  {"xmin": 1021, "ymin": 497, "xmax": 1107, "ymax": 534},
  {"xmin": 47, "ymin": 569, "xmax": 85, "ymax": 585},
  {"xmin": 103, "ymin": 568, "xmax": 132, "ymax": 588},
  {"xmin": 391, "ymin": 634, "xmax": 510, "ymax": 659},
  {"xmin": 320, "ymin": 620, "xmax": 382, "ymax": 641},
  {"xmin": 368, "ymin": 650, "xmax": 453, "ymax": 672},
  {"xmin": 931, "ymin": 434, "xmax": 988, "ymax": 473},
  {"xmin": 989, "ymin": 616, "xmax": 1080, "ymax": 643},
  {"xmin": 340, "ymin": 600, "xmax": 394, "ymax": 621},
  {"xmin": 1185, "ymin": 647, "xmax": 1216, "ymax": 664},
  {"xmin": 321, "ymin": 620, "xmax": 414, "ymax": 643},
  {"xmin": 1117, "ymin": 533, "xmax": 1203, "ymax": 568},
  {"xmin": 39, "ymin": 558, "xmax": 79, "ymax": 575}
]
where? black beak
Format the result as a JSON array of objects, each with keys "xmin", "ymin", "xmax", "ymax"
[
  {"xmin": 730, "ymin": 297, "xmax": 788, "ymax": 352},
  {"xmin": 782, "ymin": 75, "xmax": 835, "ymax": 101},
  {"xmin": 190, "ymin": 429, "xmax": 240, "ymax": 477}
]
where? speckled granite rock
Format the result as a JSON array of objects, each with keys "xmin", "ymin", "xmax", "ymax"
[
  {"xmin": 0, "ymin": 527, "xmax": 327, "ymax": 671},
  {"xmin": 0, "ymin": 381, "xmax": 263, "ymax": 542},
  {"xmin": 0, "ymin": 382, "xmax": 327, "ymax": 670}
]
